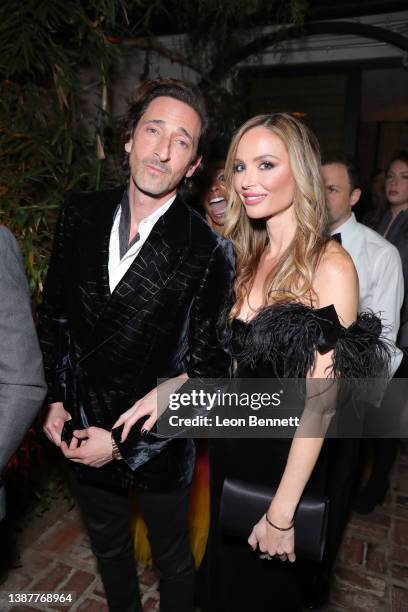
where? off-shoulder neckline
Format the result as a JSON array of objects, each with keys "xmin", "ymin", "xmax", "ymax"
[{"xmin": 234, "ymin": 302, "xmax": 339, "ymax": 326}]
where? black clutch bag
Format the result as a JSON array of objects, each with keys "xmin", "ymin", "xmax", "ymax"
[{"xmin": 220, "ymin": 478, "xmax": 329, "ymax": 562}]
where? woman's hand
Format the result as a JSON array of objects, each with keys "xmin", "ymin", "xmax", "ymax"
[
  {"xmin": 112, "ymin": 374, "xmax": 188, "ymax": 442},
  {"xmin": 248, "ymin": 512, "xmax": 296, "ymax": 562},
  {"xmin": 112, "ymin": 386, "xmax": 159, "ymax": 442}
]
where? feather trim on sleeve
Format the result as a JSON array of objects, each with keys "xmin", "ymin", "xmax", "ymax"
[
  {"xmin": 330, "ymin": 311, "xmax": 391, "ymax": 379},
  {"xmin": 232, "ymin": 302, "xmax": 391, "ymax": 379}
]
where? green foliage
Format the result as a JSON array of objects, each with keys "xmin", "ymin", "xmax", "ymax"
[
  {"xmin": 0, "ymin": 0, "xmax": 135, "ymax": 298},
  {"xmin": 0, "ymin": 0, "xmax": 307, "ymax": 298}
]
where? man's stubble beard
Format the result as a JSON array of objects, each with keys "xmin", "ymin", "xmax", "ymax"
[{"xmin": 131, "ymin": 165, "xmax": 175, "ymax": 199}]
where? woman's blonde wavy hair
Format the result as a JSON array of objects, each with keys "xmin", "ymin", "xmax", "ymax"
[{"xmin": 223, "ymin": 113, "xmax": 329, "ymax": 318}]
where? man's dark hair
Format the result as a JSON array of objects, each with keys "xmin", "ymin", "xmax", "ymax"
[
  {"xmin": 323, "ymin": 153, "xmax": 362, "ymax": 191},
  {"xmin": 122, "ymin": 78, "xmax": 209, "ymax": 160}
]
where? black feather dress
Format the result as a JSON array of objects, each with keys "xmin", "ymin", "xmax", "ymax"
[{"xmin": 208, "ymin": 302, "xmax": 390, "ymax": 612}]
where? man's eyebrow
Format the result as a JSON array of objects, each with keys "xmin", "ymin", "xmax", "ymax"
[
  {"xmin": 144, "ymin": 119, "xmax": 193, "ymax": 142},
  {"xmin": 178, "ymin": 126, "xmax": 193, "ymax": 141}
]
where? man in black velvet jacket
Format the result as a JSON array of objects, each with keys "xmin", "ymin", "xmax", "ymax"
[{"xmin": 38, "ymin": 79, "xmax": 234, "ymax": 612}]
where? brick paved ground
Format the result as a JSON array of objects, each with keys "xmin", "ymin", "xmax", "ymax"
[
  {"xmin": 1, "ymin": 445, "xmax": 407, "ymax": 612},
  {"xmin": 329, "ymin": 443, "xmax": 408, "ymax": 612}
]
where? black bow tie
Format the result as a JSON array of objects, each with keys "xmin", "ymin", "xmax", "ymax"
[{"xmin": 332, "ymin": 233, "xmax": 342, "ymax": 245}]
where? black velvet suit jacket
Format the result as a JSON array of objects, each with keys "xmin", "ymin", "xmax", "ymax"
[{"xmin": 38, "ymin": 186, "xmax": 234, "ymax": 491}]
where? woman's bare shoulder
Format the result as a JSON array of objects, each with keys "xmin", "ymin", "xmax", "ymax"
[
  {"xmin": 315, "ymin": 240, "xmax": 357, "ymax": 284},
  {"xmin": 313, "ymin": 242, "xmax": 359, "ymax": 324}
]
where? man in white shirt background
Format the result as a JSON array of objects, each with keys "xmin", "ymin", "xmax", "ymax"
[
  {"xmin": 304, "ymin": 155, "xmax": 405, "ymax": 610},
  {"xmin": 322, "ymin": 155, "xmax": 404, "ymax": 375}
]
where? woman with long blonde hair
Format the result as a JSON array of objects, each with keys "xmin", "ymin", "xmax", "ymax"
[{"xmin": 210, "ymin": 113, "xmax": 389, "ymax": 611}]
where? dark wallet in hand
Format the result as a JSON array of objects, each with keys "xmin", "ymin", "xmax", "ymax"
[{"xmin": 61, "ymin": 419, "xmax": 84, "ymax": 447}]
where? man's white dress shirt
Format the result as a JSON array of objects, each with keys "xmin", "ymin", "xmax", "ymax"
[
  {"xmin": 332, "ymin": 213, "xmax": 404, "ymax": 376},
  {"xmin": 108, "ymin": 194, "xmax": 176, "ymax": 292}
]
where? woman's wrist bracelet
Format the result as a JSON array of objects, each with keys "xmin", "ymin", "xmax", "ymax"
[{"xmin": 265, "ymin": 511, "xmax": 294, "ymax": 531}]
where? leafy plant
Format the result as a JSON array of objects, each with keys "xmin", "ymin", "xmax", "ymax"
[
  {"xmin": 0, "ymin": 1, "xmax": 307, "ymax": 297},
  {"xmin": 0, "ymin": 1, "xmax": 133, "ymax": 297}
]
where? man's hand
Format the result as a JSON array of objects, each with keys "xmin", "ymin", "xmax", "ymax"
[
  {"xmin": 43, "ymin": 402, "xmax": 71, "ymax": 447},
  {"xmin": 60, "ymin": 426, "xmax": 113, "ymax": 468}
]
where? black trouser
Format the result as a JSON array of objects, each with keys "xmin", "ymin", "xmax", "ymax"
[
  {"xmin": 70, "ymin": 473, "xmax": 195, "ymax": 612},
  {"xmin": 359, "ymin": 350, "xmax": 408, "ymax": 492}
]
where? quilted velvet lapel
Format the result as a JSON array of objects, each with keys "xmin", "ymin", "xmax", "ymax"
[
  {"xmin": 80, "ymin": 190, "xmax": 118, "ymax": 312},
  {"xmin": 79, "ymin": 194, "xmax": 191, "ymax": 361}
]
